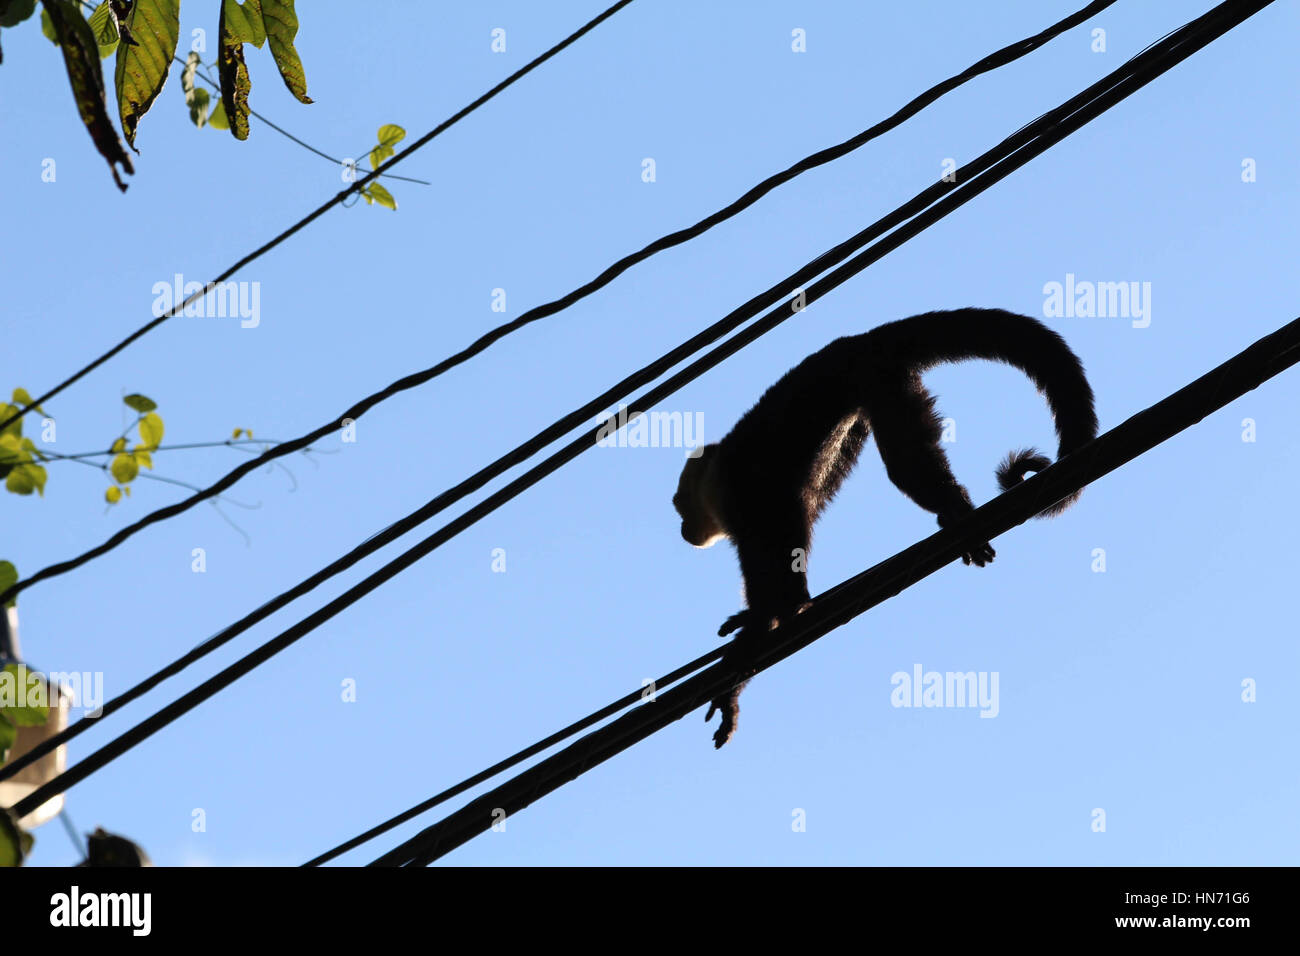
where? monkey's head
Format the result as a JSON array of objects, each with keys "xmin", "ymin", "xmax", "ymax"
[{"xmin": 673, "ymin": 444, "xmax": 729, "ymax": 548}]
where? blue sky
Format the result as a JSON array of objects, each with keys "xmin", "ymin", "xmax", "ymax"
[{"xmin": 3, "ymin": 0, "xmax": 1297, "ymax": 866}]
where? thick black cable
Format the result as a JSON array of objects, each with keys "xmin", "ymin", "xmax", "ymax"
[
  {"xmin": 302, "ymin": 647, "xmax": 723, "ymax": 866},
  {"xmin": 0, "ymin": 0, "xmax": 1116, "ymax": 605},
  {"xmin": 0, "ymin": 0, "xmax": 635, "ymax": 434},
  {"xmin": 0, "ymin": 0, "xmax": 1127, "ymax": 783},
  {"xmin": 376, "ymin": 313, "xmax": 1300, "ymax": 866},
  {"xmin": 7, "ymin": 0, "xmax": 1267, "ymax": 817}
]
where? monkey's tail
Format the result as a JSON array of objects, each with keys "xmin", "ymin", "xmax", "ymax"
[{"xmin": 873, "ymin": 308, "xmax": 1099, "ymax": 516}]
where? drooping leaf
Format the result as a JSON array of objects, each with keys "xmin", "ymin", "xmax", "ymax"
[
  {"xmin": 41, "ymin": 0, "xmax": 134, "ymax": 191},
  {"xmin": 260, "ymin": 0, "xmax": 309, "ymax": 103},
  {"xmin": 0, "ymin": 0, "xmax": 36, "ymax": 28},
  {"xmin": 87, "ymin": 1, "xmax": 118, "ymax": 58},
  {"xmin": 105, "ymin": 485, "xmax": 122, "ymax": 504},
  {"xmin": 113, "ymin": 0, "xmax": 181, "ymax": 148},
  {"xmin": 181, "ymin": 51, "xmax": 210, "ymax": 127},
  {"xmin": 368, "ymin": 143, "xmax": 392, "ymax": 170},
  {"xmin": 0, "ymin": 560, "xmax": 17, "ymax": 609},
  {"xmin": 38, "ymin": 6, "xmax": 57, "ymax": 42},
  {"xmin": 217, "ymin": 0, "xmax": 260, "ymax": 140},
  {"xmin": 1, "ymin": 665, "xmax": 51, "ymax": 726},
  {"xmin": 110, "ymin": 452, "xmax": 138, "ymax": 483},
  {"xmin": 362, "ymin": 182, "xmax": 397, "ymax": 211},
  {"xmin": 132, "ymin": 447, "xmax": 153, "ymax": 470},
  {"xmin": 138, "ymin": 411, "xmax": 164, "ymax": 449},
  {"xmin": 122, "ymin": 393, "xmax": 156, "ymax": 412}
]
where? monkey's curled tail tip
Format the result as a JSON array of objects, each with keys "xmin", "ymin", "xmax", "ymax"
[
  {"xmin": 995, "ymin": 447, "xmax": 1079, "ymax": 518},
  {"xmin": 996, "ymin": 447, "xmax": 1050, "ymax": 491}
]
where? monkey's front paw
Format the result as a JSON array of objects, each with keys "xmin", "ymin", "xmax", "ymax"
[
  {"xmin": 960, "ymin": 541, "xmax": 996, "ymax": 567},
  {"xmin": 718, "ymin": 609, "xmax": 754, "ymax": 637}
]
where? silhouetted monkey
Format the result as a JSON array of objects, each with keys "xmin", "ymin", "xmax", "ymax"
[{"xmin": 672, "ymin": 308, "xmax": 1098, "ymax": 747}]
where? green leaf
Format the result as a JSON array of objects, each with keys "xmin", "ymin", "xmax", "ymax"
[
  {"xmin": 5, "ymin": 468, "xmax": 34, "ymax": 495},
  {"xmin": 261, "ymin": 0, "xmax": 311, "ymax": 104},
  {"xmin": 208, "ymin": 97, "xmax": 230, "ymax": 130},
  {"xmin": 0, "ymin": 561, "xmax": 17, "ymax": 609},
  {"xmin": 122, "ymin": 393, "xmax": 157, "ymax": 413},
  {"xmin": 181, "ymin": 52, "xmax": 211, "ymax": 127},
  {"xmin": 43, "ymin": 0, "xmax": 134, "ymax": 192},
  {"xmin": 0, "ymin": 433, "xmax": 23, "ymax": 464},
  {"xmin": 132, "ymin": 447, "xmax": 153, "ymax": 470},
  {"xmin": 113, "ymin": 0, "xmax": 181, "ymax": 148},
  {"xmin": 362, "ymin": 182, "xmax": 397, "ymax": 211},
  {"xmin": 376, "ymin": 124, "xmax": 405, "ymax": 147},
  {"xmin": 222, "ymin": 0, "xmax": 265, "ymax": 45},
  {"xmin": 87, "ymin": 0, "xmax": 117, "ymax": 58},
  {"xmin": 105, "ymin": 485, "xmax": 122, "ymax": 504},
  {"xmin": 110, "ymin": 436, "xmax": 126, "ymax": 453},
  {"xmin": 0, "ymin": 0, "xmax": 36, "ymax": 28},
  {"xmin": 368, "ymin": 143, "xmax": 393, "ymax": 170},
  {"xmin": 1, "ymin": 665, "xmax": 51, "ymax": 727},
  {"xmin": 19, "ymin": 464, "xmax": 45, "ymax": 496},
  {"xmin": 110, "ymin": 452, "xmax": 138, "ymax": 484},
  {"xmin": 138, "ymin": 412, "xmax": 164, "ymax": 450}
]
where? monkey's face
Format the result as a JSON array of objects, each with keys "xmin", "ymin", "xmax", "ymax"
[{"xmin": 673, "ymin": 445, "xmax": 728, "ymax": 548}]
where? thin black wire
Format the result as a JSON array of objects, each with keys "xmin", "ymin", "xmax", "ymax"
[
  {"xmin": 0, "ymin": 0, "xmax": 1140, "ymax": 787},
  {"xmin": 376, "ymin": 314, "xmax": 1300, "ymax": 866},
  {"xmin": 8, "ymin": 0, "xmax": 1262, "ymax": 818},
  {"xmin": 302, "ymin": 647, "xmax": 723, "ymax": 866},
  {"xmin": 0, "ymin": 0, "xmax": 635, "ymax": 435},
  {"xmin": 0, "ymin": 0, "xmax": 1117, "ymax": 606}
]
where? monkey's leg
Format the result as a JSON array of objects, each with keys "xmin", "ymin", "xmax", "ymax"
[
  {"xmin": 710, "ymin": 529, "xmax": 812, "ymax": 747},
  {"xmin": 872, "ymin": 385, "xmax": 996, "ymax": 567}
]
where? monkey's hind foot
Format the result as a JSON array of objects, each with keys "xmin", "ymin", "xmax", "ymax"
[
  {"xmin": 705, "ymin": 690, "xmax": 741, "ymax": 749},
  {"xmin": 959, "ymin": 541, "xmax": 996, "ymax": 567}
]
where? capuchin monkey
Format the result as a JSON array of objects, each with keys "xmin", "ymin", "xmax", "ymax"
[{"xmin": 673, "ymin": 308, "xmax": 1098, "ymax": 748}]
